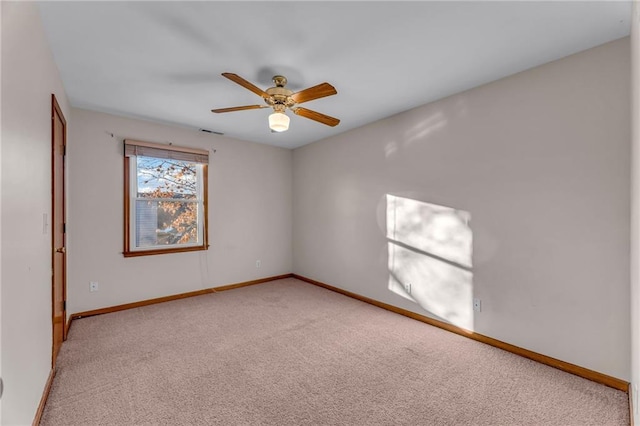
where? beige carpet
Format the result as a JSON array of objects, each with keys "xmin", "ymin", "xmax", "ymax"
[{"xmin": 42, "ymin": 278, "xmax": 629, "ymax": 425}]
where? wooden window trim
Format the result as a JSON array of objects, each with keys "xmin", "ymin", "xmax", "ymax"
[{"xmin": 123, "ymin": 143, "xmax": 209, "ymax": 257}]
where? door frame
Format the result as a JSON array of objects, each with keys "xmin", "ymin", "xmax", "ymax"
[{"xmin": 51, "ymin": 94, "xmax": 67, "ymax": 368}]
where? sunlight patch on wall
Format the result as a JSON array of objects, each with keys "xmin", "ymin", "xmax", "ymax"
[
  {"xmin": 385, "ymin": 110, "xmax": 450, "ymax": 159},
  {"xmin": 387, "ymin": 195, "xmax": 474, "ymax": 330},
  {"xmin": 403, "ymin": 111, "xmax": 448, "ymax": 147},
  {"xmin": 385, "ymin": 141, "xmax": 399, "ymax": 158}
]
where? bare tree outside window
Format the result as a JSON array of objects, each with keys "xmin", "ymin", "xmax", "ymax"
[{"xmin": 136, "ymin": 157, "xmax": 200, "ymax": 246}]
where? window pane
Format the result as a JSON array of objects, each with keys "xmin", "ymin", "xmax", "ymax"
[
  {"xmin": 137, "ymin": 157, "xmax": 197, "ymax": 199},
  {"xmin": 135, "ymin": 200, "xmax": 199, "ymax": 247},
  {"xmin": 124, "ymin": 142, "xmax": 208, "ymax": 257}
]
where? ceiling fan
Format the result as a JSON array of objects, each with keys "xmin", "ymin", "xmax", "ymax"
[{"xmin": 211, "ymin": 73, "xmax": 340, "ymax": 132}]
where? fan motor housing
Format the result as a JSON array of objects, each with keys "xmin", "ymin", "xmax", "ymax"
[{"xmin": 265, "ymin": 86, "xmax": 295, "ymax": 108}]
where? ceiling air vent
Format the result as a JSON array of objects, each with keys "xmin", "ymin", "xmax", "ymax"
[{"xmin": 199, "ymin": 128, "xmax": 224, "ymax": 135}]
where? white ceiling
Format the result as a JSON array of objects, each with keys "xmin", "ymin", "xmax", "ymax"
[{"xmin": 38, "ymin": 1, "xmax": 632, "ymax": 149}]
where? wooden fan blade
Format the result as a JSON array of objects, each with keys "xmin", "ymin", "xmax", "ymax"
[
  {"xmin": 211, "ymin": 105, "xmax": 268, "ymax": 113},
  {"xmin": 291, "ymin": 83, "xmax": 337, "ymax": 104},
  {"xmin": 222, "ymin": 73, "xmax": 269, "ymax": 99},
  {"xmin": 293, "ymin": 107, "xmax": 340, "ymax": 127}
]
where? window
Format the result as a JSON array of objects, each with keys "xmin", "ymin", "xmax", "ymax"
[{"xmin": 124, "ymin": 139, "xmax": 209, "ymax": 257}]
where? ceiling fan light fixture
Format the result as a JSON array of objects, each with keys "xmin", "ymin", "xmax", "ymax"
[
  {"xmin": 269, "ymin": 111, "xmax": 290, "ymax": 132},
  {"xmin": 213, "ymin": 73, "xmax": 339, "ymax": 131}
]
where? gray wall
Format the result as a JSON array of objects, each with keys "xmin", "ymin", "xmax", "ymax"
[
  {"xmin": 67, "ymin": 108, "xmax": 293, "ymax": 315},
  {"xmin": 293, "ymin": 38, "xmax": 631, "ymax": 380},
  {"xmin": 630, "ymin": 2, "xmax": 640, "ymax": 421},
  {"xmin": 1, "ymin": 2, "xmax": 72, "ymax": 424}
]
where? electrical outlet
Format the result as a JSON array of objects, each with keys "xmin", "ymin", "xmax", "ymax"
[
  {"xmin": 473, "ymin": 298, "xmax": 481, "ymax": 312},
  {"xmin": 404, "ymin": 283, "xmax": 411, "ymax": 294},
  {"xmin": 90, "ymin": 281, "xmax": 99, "ymax": 292},
  {"xmin": 256, "ymin": 260, "xmax": 261, "ymax": 268}
]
